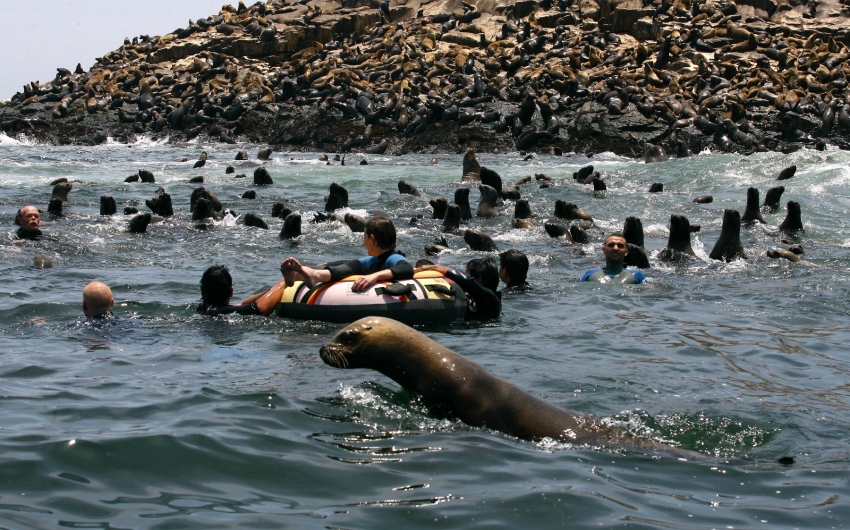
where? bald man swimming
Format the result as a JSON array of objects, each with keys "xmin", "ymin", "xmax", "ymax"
[{"xmin": 82, "ymin": 281, "xmax": 114, "ymax": 318}]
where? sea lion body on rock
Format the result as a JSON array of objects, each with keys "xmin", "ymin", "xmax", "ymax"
[
  {"xmin": 709, "ymin": 209, "xmax": 746, "ymax": 262},
  {"xmin": 319, "ymin": 317, "xmax": 707, "ymax": 458}
]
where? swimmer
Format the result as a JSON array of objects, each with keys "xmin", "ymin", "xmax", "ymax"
[
  {"xmin": 197, "ymin": 265, "xmax": 289, "ymax": 316},
  {"xmin": 416, "ymin": 257, "xmax": 501, "ymax": 320},
  {"xmin": 83, "ymin": 281, "xmax": 115, "ymax": 318},
  {"xmin": 13, "ymin": 205, "xmax": 44, "ymax": 240},
  {"xmin": 281, "ymin": 217, "xmax": 412, "ymax": 293},
  {"xmin": 499, "ymin": 249, "xmax": 531, "ymax": 292},
  {"xmin": 581, "ymin": 233, "xmax": 647, "ymax": 284}
]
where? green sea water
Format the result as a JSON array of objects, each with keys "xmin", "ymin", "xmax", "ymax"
[{"xmin": 1, "ymin": 133, "xmax": 849, "ymax": 528}]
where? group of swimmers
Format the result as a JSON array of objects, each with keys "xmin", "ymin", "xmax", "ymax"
[{"xmin": 15, "ymin": 205, "xmax": 643, "ymax": 323}]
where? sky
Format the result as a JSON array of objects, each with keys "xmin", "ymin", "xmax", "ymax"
[{"xmin": 0, "ymin": 0, "xmax": 229, "ymax": 100}]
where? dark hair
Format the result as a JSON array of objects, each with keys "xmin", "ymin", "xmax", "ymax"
[
  {"xmin": 414, "ymin": 259, "xmax": 435, "ymax": 267},
  {"xmin": 605, "ymin": 232, "xmax": 627, "ymax": 244},
  {"xmin": 365, "ymin": 217, "xmax": 397, "ymax": 250},
  {"xmin": 200, "ymin": 265, "xmax": 232, "ymax": 308},
  {"xmin": 499, "ymin": 249, "xmax": 528, "ymax": 284},
  {"xmin": 466, "ymin": 257, "xmax": 499, "ymax": 292}
]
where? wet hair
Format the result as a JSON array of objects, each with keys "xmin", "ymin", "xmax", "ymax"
[
  {"xmin": 466, "ymin": 257, "xmax": 499, "ymax": 292},
  {"xmin": 200, "ymin": 265, "xmax": 232, "ymax": 308},
  {"xmin": 15, "ymin": 206, "xmax": 39, "ymax": 227},
  {"xmin": 414, "ymin": 259, "xmax": 435, "ymax": 267},
  {"xmin": 605, "ymin": 232, "xmax": 627, "ymax": 244},
  {"xmin": 365, "ymin": 217, "xmax": 397, "ymax": 250},
  {"xmin": 499, "ymin": 249, "xmax": 529, "ymax": 285}
]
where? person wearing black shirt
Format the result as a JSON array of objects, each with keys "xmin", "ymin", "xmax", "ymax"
[
  {"xmin": 197, "ymin": 265, "xmax": 289, "ymax": 317},
  {"xmin": 416, "ymin": 257, "xmax": 501, "ymax": 321}
]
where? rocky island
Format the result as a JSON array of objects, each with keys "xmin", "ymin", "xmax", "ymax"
[{"xmin": 1, "ymin": 0, "xmax": 848, "ymax": 157}]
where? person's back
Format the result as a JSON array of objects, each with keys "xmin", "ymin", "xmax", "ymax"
[{"xmin": 197, "ymin": 264, "xmax": 289, "ymax": 316}]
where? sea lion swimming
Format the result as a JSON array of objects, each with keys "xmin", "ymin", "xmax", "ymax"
[
  {"xmin": 280, "ymin": 212, "xmax": 302, "ymax": 239},
  {"xmin": 319, "ymin": 317, "xmax": 707, "ymax": 458},
  {"xmin": 398, "ymin": 180, "xmax": 422, "ymax": 197},
  {"xmin": 464, "ymin": 229, "xmax": 498, "ymax": 251},
  {"xmin": 100, "ymin": 196, "xmax": 117, "ymax": 216},
  {"xmin": 658, "ymin": 214, "xmax": 696, "ymax": 260},
  {"xmin": 477, "ymin": 185, "xmax": 499, "ymax": 218},
  {"xmin": 461, "ymin": 149, "xmax": 481, "ymax": 180},
  {"xmin": 709, "ymin": 209, "xmax": 746, "ymax": 262},
  {"xmin": 779, "ymin": 201, "xmax": 803, "ymax": 232},
  {"xmin": 741, "ymin": 188, "xmax": 766, "ymax": 225},
  {"xmin": 430, "ymin": 197, "xmax": 447, "ymax": 219},
  {"xmin": 442, "ymin": 204, "xmax": 461, "ymax": 233},
  {"xmin": 454, "ymin": 188, "xmax": 472, "ymax": 220},
  {"xmin": 325, "ymin": 183, "xmax": 349, "ymax": 212},
  {"xmin": 762, "ymin": 186, "xmax": 785, "ymax": 212}
]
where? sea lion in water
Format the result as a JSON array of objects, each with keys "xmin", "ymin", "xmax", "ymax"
[
  {"xmin": 50, "ymin": 182, "xmax": 72, "ymax": 201},
  {"xmin": 243, "ymin": 212, "xmax": 269, "ymax": 229},
  {"xmin": 514, "ymin": 199, "xmax": 532, "ymax": 219},
  {"xmin": 33, "ymin": 254, "xmax": 53, "ymax": 268},
  {"xmin": 648, "ymin": 183, "xmax": 663, "ymax": 193},
  {"xmin": 554, "ymin": 200, "xmax": 592, "ymax": 222},
  {"xmin": 128, "ymin": 213, "xmax": 152, "ymax": 233},
  {"xmin": 47, "ymin": 198, "xmax": 64, "ymax": 217},
  {"xmin": 693, "ymin": 196, "xmax": 714, "ymax": 204},
  {"xmin": 741, "ymin": 188, "xmax": 765, "ymax": 224},
  {"xmin": 779, "ymin": 201, "xmax": 803, "ymax": 232},
  {"xmin": 461, "ymin": 149, "xmax": 481, "ymax": 180},
  {"xmin": 242, "ymin": 190, "xmax": 257, "ymax": 199},
  {"xmin": 398, "ymin": 180, "xmax": 422, "ymax": 197},
  {"xmin": 100, "ymin": 196, "xmax": 117, "ymax": 216},
  {"xmin": 443, "ymin": 205, "xmax": 461, "ymax": 233},
  {"xmin": 190, "ymin": 187, "xmax": 223, "ymax": 213},
  {"xmin": 644, "ymin": 144, "xmax": 668, "ymax": 163},
  {"xmin": 454, "ymin": 188, "xmax": 472, "ymax": 220},
  {"xmin": 430, "ymin": 197, "xmax": 447, "ymax": 219},
  {"xmin": 280, "ymin": 212, "xmax": 302, "ymax": 239},
  {"xmin": 709, "ymin": 209, "xmax": 746, "ymax": 262},
  {"xmin": 325, "ymin": 183, "xmax": 349, "ymax": 212},
  {"xmin": 762, "ymin": 186, "xmax": 784, "ymax": 212},
  {"xmin": 658, "ymin": 214, "xmax": 695, "ymax": 260},
  {"xmin": 319, "ymin": 317, "xmax": 706, "ymax": 458},
  {"xmin": 253, "ymin": 167, "xmax": 273, "ymax": 185},
  {"xmin": 622, "ymin": 217, "xmax": 649, "ymax": 269},
  {"xmin": 344, "ymin": 213, "xmax": 367, "ymax": 232},
  {"xmin": 479, "ymin": 167, "xmax": 503, "ymax": 197},
  {"xmin": 464, "ymin": 229, "xmax": 498, "ymax": 251},
  {"xmin": 777, "ymin": 165, "xmax": 796, "ymax": 181},
  {"xmin": 477, "ymin": 185, "xmax": 499, "ymax": 217},
  {"xmin": 138, "ymin": 169, "xmax": 155, "ymax": 183}
]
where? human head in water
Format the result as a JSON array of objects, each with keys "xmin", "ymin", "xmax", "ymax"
[
  {"xmin": 364, "ymin": 217, "xmax": 396, "ymax": 252},
  {"xmin": 82, "ymin": 281, "xmax": 114, "ymax": 318},
  {"xmin": 602, "ymin": 233, "xmax": 629, "ymax": 267},
  {"xmin": 200, "ymin": 265, "xmax": 234, "ymax": 308},
  {"xmin": 466, "ymin": 257, "xmax": 499, "ymax": 292},
  {"xmin": 498, "ymin": 249, "xmax": 529, "ymax": 287},
  {"xmin": 15, "ymin": 205, "xmax": 41, "ymax": 234}
]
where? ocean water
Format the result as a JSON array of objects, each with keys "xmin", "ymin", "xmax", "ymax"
[{"xmin": 1, "ymin": 132, "xmax": 849, "ymax": 529}]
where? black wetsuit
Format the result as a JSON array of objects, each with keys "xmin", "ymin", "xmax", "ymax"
[
  {"xmin": 15, "ymin": 228, "xmax": 43, "ymax": 240},
  {"xmin": 325, "ymin": 249, "xmax": 413, "ymax": 282},
  {"xmin": 196, "ymin": 301, "xmax": 261, "ymax": 316},
  {"xmin": 444, "ymin": 269, "xmax": 501, "ymax": 320}
]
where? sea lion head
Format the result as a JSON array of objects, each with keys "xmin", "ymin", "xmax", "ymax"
[{"xmin": 320, "ymin": 317, "xmax": 390, "ymax": 369}]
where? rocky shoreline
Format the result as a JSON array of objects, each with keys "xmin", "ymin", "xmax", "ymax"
[{"xmin": 1, "ymin": 0, "xmax": 849, "ymax": 157}]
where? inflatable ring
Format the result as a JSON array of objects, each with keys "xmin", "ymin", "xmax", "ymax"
[{"xmin": 275, "ymin": 270, "xmax": 468, "ymax": 324}]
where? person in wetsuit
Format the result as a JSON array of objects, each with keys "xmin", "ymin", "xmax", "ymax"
[
  {"xmin": 13, "ymin": 205, "xmax": 44, "ymax": 240},
  {"xmin": 499, "ymin": 249, "xmax": 532, "ymax": 293},
  {"xmin": 417, "ymin": 257, "xmax": 501, "ymax": 320},
  {"xmin": 280, "ymin": 217, "xmax": 413, "ymax": 293},
  {"xmin": 196, "ymin": 265, "xmax": 289, "ymax": 316},
  {"xmin": 581, "ymin": 233, "xmax": 647, "ymax": 284}
]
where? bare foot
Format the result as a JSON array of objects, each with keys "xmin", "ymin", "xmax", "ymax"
[{"xmin": 280, "ymin": 258, "xmax": 305, "ymax": 287}]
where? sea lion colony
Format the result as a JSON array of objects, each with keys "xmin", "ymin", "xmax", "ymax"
[{"xmin": 0, "ymin": 0, "xmax": 848, "ymax": 156}]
